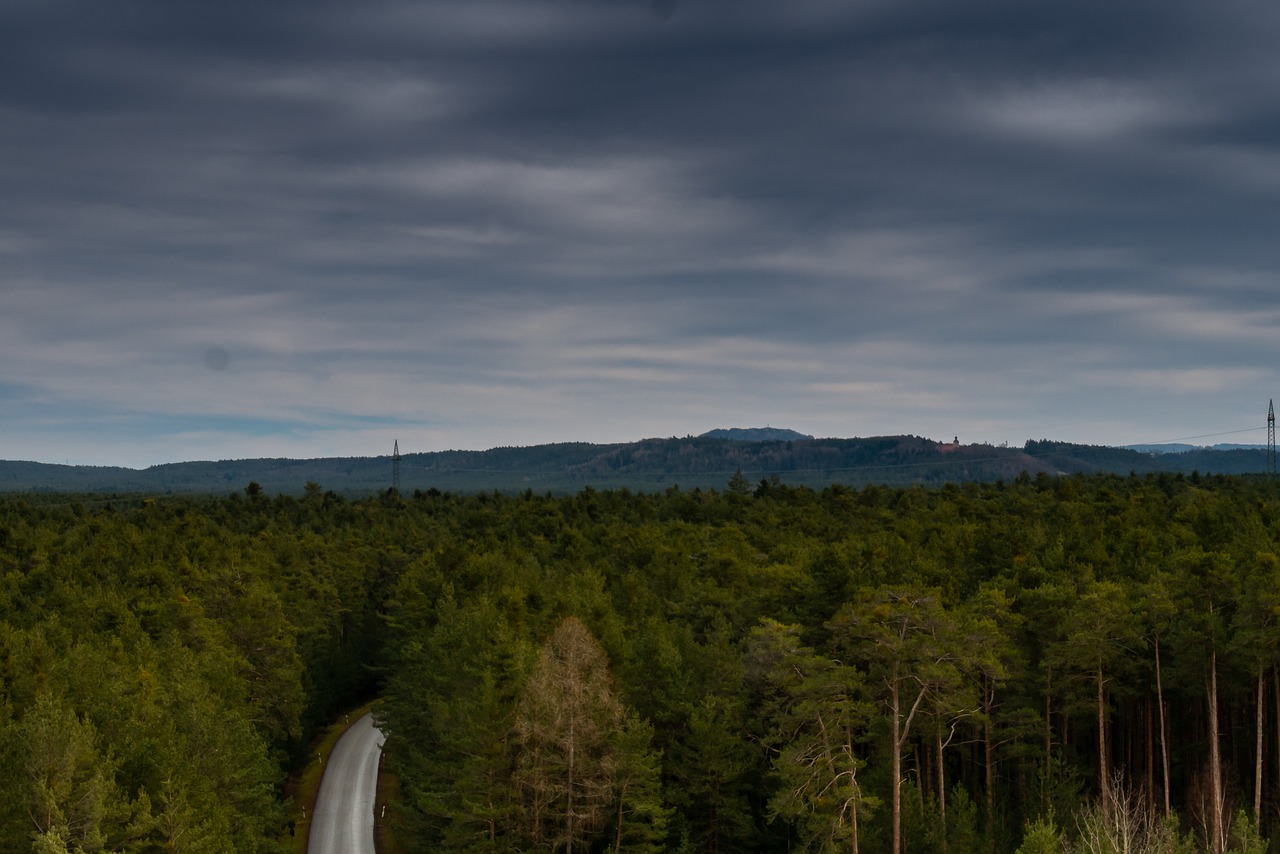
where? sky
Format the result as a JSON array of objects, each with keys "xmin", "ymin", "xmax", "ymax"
[{"xmin": 4, "ymin": 0, "xmax": 1280, "ymax": 468}]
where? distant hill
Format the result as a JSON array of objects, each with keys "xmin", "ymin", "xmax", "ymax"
[
  {"xmin": 1024, "ymin": 440, "xmax": 1267, "ymax": 476},
  {"xmin": 699, "ymin": 427, "xmax": 814, "ymax": 442},
  {"xmin": 1126, "ymin": 443, "xmax": 1266, "ymax": 454},
  {"xmin": 0, "ymin": 436, "xmax": 1270, "ymax": 496}
]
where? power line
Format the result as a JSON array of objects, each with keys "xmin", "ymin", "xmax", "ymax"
[{"xmin": 1122, "ymin": 427, "xmax": 1262, "ymax": 446}]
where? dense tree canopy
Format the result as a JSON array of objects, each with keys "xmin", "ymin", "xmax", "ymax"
[{"xmin": 4, "ymin": 473, "xmax": 1280, "ymax": 851}]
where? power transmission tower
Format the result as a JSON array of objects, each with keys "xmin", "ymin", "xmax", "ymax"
[
  {"xmin": 1269, "ymin": 401, "xmax": 1276, "ymax": 478},
  {"xmin": 392, "ymin": 440, "xmax": 401, "ymax": 493}
]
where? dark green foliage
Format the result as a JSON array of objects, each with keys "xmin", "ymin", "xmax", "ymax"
[
  {"xmin": 372, "ymin": 474, "xmax": 1280, "ymax": 853},
  {"xmin": 0, "ymin": 492, "xmax": 395, "ymax": 850},
  {"xmin": 609, "ymin": 714, "xmax": 671, "ymax": 854},
  {"xmin": 6, "ymin": 473, "xmax": 1280, "ymax": 852}
]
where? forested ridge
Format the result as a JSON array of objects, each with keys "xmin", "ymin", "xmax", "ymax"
[
  {"xmin": 2, "ymin": 435, "xmax": 1271, "ymax": 494},
  {"xmin": 3, "ymin": 473, "xmax": 1280, "ymax": 852}
]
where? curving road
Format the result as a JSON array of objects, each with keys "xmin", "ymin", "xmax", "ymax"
[{"xmin": 309, "ymin": 713, "xmax": 386, "ymax": 854}]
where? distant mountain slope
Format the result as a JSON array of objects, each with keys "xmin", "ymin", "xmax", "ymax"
[
  {"xmin": 1126, "ymin": 443, "xmax": 1266, "ymax": 453},
  {"xmin": 699, "ymin": 427, "xmax": 815, "ymax": 442},
  {"xmin": 0, "ymin": 436, "xmax": 1269, "ymax": 496}
]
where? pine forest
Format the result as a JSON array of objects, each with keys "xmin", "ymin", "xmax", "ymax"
[{"xmin": 4, "ymin": 472, "xmax": 1280, "ymax": 852}]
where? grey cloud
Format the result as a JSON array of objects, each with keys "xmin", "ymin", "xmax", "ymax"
[{"xmin": 5, "ymin": 0, "xmax": 1280, "ymax": 464}]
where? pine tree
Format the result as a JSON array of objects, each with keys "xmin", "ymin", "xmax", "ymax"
[
  {"xmin": 753, "ymin": 619, "xmax": 878, "ymax": 854},
  {"xmin": 830, "ymin": 587, "xmax": 963, "ymax": 854},
  {"xmin": 610, "ymin": 714, "xmax": 671, "ymax": 854}
]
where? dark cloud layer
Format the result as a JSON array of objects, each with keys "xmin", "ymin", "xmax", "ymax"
[{"xmin": 3, "ymin": 0, "xmax": 1280, "ymax": 466}]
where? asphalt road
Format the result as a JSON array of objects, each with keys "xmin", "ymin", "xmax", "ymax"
[{"xmin": 308, "ymin": 712, "xmax": 386, "ymax": 854}]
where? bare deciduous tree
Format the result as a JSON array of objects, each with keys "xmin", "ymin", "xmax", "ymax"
[{"xmin": 515, "ymin": 617, "xmax": 622, "ymax": 853}]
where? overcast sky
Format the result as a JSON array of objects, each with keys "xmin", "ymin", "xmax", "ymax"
[{"xmin": 4, "ymin": 0, "xmax": 1280, "ymax": 468}]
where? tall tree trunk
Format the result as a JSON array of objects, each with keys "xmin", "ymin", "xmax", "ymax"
[
  {"xmin": 1208, "ymin": 650, "xmax": 1224, "ymax": 854},
  {"xmin": 845, "ymin": 723, "xmax": 862, "ymax": 854},
  {"xmin": 851, "ymin": 794, "xmax": 859, "ymax": 854},
  {"xmin": 984, "ymin": 678, "xmax": 996, "ymax": 837},
  {"xmin": 1274, "ymin": 666, "xmax": 1280, "ymax": 823},
  {"xmin": 892, "ymin": 677, "xmax": 903, "ymax": 854},
  {"xmin": 1044, "ymin": 664, "xmax": 1053, "ymax": 810},
  {"xmin": 1256, "ymin": 667, "xmax": 1265, "ymax": 826},
  {"xmin": 614, "ymin": 790, "xmax": 623, "ymax": 854},
  {"xmin": 531, "ymin": 743, "xmax": 544, "ymax": 845},
  {"xmin": 888, "ymin": 666, "xmax": 930, "ymax": 854},
  {"xmin": 1062, "ymin": 701, "xmax": 1070, "ymax": 765},
  {"xmin": 936, "ymin": 724, "xmax": 947, "ymax": 854},
  {"xmin": 1146, "ymin": 699, "xmax": 1155, "ymax": 822},
  {"xmin": 489, "ymin": 771, "xmax": 498, "ymax": 844},
  {"xmin": 1156, "ymin": 636, "xmax": 1171, "ymax": 819},
  {"xmin": 1098, "ymin": 659, "xmax": 1111, "ymax": 825},
  {"xmin": 567, "ymin": 718, "xmax": 576, "ymax": 853}
]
